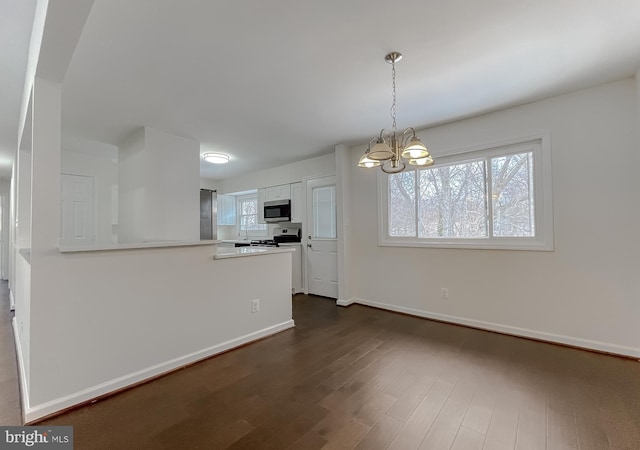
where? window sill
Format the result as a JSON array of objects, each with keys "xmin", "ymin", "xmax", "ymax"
[{"xmin": 379, "ymin": 237, "xmax": 553, "ymax": 251}]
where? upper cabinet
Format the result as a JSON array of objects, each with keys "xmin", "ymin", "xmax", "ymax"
[
  {"xmin": 257, "ymin": 189, "xmax": 266, "ymax": 223},
  {"xmin": 257, "ymin": 182, "xmax": 302, "ymax": 224},
  {"xmin": 217, "ymin": 194, "xmax": 236, "ymax": 226},
  {"xmin": 265, "ymin": 184, "xmax": 291, "ymax": 201},
  {"xmin": 290, "ymin": 182, "xmax": 302, "ymax": 223}
]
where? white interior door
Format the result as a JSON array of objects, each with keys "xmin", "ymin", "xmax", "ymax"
[
  {"xmin": 61, "ymin": 174, "xmax": 95, "ymax": 246},
  {"xmin": 306, "ymin": 175, "xmax": 338, "ymax": 298}
]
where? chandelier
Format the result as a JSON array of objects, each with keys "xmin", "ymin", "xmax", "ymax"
[{"xmin": 358, "ymin": 52, "xmax": 434, "ymax": 173}]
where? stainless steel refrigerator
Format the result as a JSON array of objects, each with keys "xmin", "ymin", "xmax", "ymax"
[{"xmin": 200, "ymin": 189, "xmax": 218, "ymax": 240}]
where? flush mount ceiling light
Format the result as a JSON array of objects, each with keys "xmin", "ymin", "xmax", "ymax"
[
  {"xmin": 203, "ymin": 152, "xmax": 230, "ymax": 164},
  {"xmin": 358, "ymin": 52, "xmax": 434, "ymax": 173}
]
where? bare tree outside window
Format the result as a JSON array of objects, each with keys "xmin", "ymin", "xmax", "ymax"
[
  {"xmin": 389, "ymin": 171, "xmax": 416, "ymax": 237},
  {"xmin": 419, "ymin": 161, "xmax": 486, "ymax": 238},
  {"xmin": 491, "ymin": 153, "xmax": 534, "ymax": 237},
  {"xmin": 239, "ymin": 197, "xmax": 266, "ymax": 232},
  {"xmin": 388, "ymin": 151, "xmax": 535, "ymax": 240}
]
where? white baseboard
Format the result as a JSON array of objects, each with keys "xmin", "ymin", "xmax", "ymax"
[
  {"xmin": 350, "ymin": 298, "xmax": 640, "ymax": 359},
  {"xmin": 23, "ymin": 320, "xmax": 295, "ymax": 423},
  {"xmin": 336, "ymin": 297, "xmax": 356, "ymax": 307},
  {"xmin": 9, "ymin": 289, "xmax": 15, "ymax": 311},
  {"xmin": 12, "ymin": 317, "xmax": 29, "ymax": 424}
]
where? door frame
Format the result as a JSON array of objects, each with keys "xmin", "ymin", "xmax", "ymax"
[{"xmin": 302, "ymin": 174, "xmax": 338, "ymax": 297}]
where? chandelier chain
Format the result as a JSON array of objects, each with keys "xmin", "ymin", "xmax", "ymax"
[{"xmin": 391, "ymin": 59, "xmax": 397, "ymax": 134}]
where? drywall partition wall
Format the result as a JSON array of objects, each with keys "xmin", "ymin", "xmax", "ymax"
[
  {"xmin": 335, "ymin": 144, "xmax": 353, "ymax": 304},
  {"xmin": 25, "ymin": 245, "xmax": 293, "ymax": 422},
  {"xmin": 144, "ymin": 127, "xmax": 199, "ymax": 242},
  {"xmin": 118, "ymin": 127, "xmax": 200, "ymax": 243},
  {"xmin": 62, "ymin": 146, "xmax": 118, "ymax": 245},
  {"xmin": 9, "ymin": 154, "xmax": 18, "ymax": 304},
  {"xmin": 28, "ymin": 76, "xmax": 63, "ymax": 414},
  {"xmin": 16, "ymin": 149, "xmax": 31, "ymax": 247},
  {"xmin": 636, "ymin": 68, "xmax": 640, "ymax": 155},
  {"xmin": 221, "ymin": 153, "xmax": 335, "ymax": 194},
  {"xmin": 14, "ymin": 252, "xmax": 31, "ymax": 388},
  {"xmin": 22, "ymin": 69, "xmax": 293, "ymax": 423},
  {"xmin": 117, "ymin": 128, "xmax": 145, "ymax": 243},
  {"xmin": 349, "ymin": 78, "xmax": 640, "ymax": 357},
  {"xmin": 0, "ymin": 179, "xmax": 10, "ymax": 280}
]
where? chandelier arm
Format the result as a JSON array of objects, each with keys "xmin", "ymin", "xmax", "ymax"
[
  {"xmin": 400, "ymin": 127, "xmax": 417, "ymax": 147},
  {"xmin": 402, "ymin": 127, "xmax": 417, "ymax": 138},
  {"xmin": 379, "ymin": 129, "xmax": 391, "ymax": 143}
]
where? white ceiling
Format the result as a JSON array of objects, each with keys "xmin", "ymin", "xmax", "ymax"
[
  {"xmin": 2, "ymin": 1, "xmax": 640, "ymax": 180},
  {"xmin": 0, "ymin": 0, "xmax": 36, "ymax": 176}
]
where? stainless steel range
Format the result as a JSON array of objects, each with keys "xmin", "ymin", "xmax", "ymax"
[{"xmin": 273, "ymin": 226, "xmax": 301, "ymax": 244}]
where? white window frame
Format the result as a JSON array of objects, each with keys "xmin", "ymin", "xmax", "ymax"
[
  {"xmin": 378, "ymin": 132, "xmax": 554, "ymax": 251},
  {"xmin": 237, "ymin": 194, "xmax": 267, "ymax": 237}
]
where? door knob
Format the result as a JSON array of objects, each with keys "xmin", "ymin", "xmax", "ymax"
[{"xmin": 307, "ymin": 244, "xmax": 312, "ymax": 248}]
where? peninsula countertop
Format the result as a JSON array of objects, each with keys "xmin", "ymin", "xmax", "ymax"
[{"xmin": 214, "ymin": 245, "xmax": 295, "ymax": 260}]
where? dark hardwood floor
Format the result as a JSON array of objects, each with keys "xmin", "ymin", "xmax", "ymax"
[{"xmin": 5, "ymin": 293, "xmax": 640, "ymax": 448}]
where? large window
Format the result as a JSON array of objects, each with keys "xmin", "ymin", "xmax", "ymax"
[
  {"xmin": 380, "ymin": 136, "xmax": 553, "ymax": 250},
  {"xmin": 237, "ymin": 195, "xmax": 267, "ymax": 235}
]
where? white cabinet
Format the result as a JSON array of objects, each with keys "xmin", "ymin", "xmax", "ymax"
[
  {"xmin": 280, "ymin": 243, "xmax": 303, "ymax": 294},
  {"xmin": 257, "ymin": 188, "xmax": 266, "ymax": 224},
  {"xmin": 217, "ymin": 194, "xmax": 236, "ymax": 226},
  {"xmin": 257, "ymin": 182, "xmax": 302, "ymax": 224},
  {"xmin": 290, "ymin": 182, "xmax": 302, "ymax": 223},
  {"xmin": 265, "ymin": 184, "xmax": 291, "ymax": 201}
]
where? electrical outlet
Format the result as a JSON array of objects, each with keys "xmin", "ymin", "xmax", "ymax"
[
  {"xmin": 251, "ymin": 299, "xmax": 260, "ymax": 313},
  {"xmin": 440, "ymin": 288, "xmax": 449, "ymax": 299}
]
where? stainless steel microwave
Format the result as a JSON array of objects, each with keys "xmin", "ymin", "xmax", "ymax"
[{"xmin": 264, "ymin": 199, "xmax": 291, "ymax": 223}]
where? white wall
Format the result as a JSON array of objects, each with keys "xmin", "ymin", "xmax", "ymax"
[
  {"xmin": 0, "ymin": 178, "xmax": 11, "ymax": 279},
  {"xmin": 117, "ymin": 128, "xmax": 145, "ymax": 243},
  {"xmin": 26, "ymin": 245, "xmax": 293, "ymax": 422},
  {"xmin": 16, "ymin": 149, "xmax": 31, "ymax": 247},
  {"xmin": 118, "ymin": 127, "xmax": 200, "ymax": 243},
  {"xmin": 19, "ymin": 78, "xmax": 293, "ymax": 423},
  {"xmin": 636, "ymin": 68, "xmax": 640, "ymax": 166},
  {"xmin": 61, "ymin": 145, "xmax": 118, "ymax": 245},
  {"xmin": 335, "ymin": 145, "xmax": 353, "ymax": 304},
  {"xmin": 200, "ymin": 178, "xmax": 222, "ymax": 191},
  {"xmin": 347, "ymin": 78, "xmax": 640, "ymax": 356},
  {"xmin": 145, "ymin": 127, "xmax": 200, "ymax": 242},
  {"xmin": 219, "ymin": 153, "xmax": 335, "ymax": 194}
]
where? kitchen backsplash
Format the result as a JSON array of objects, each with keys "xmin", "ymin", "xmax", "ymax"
[{"xmin": 217, "ymin": 223, "xmax": 302, "ymax": 240}]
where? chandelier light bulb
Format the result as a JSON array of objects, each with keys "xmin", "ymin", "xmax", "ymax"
[
  {"xmin": 358, "ymin": 152, "xmax": 381, "ymax": 168},
  {"xmin": 407, "ymin": 148, "xmax": 426, "ymax": 159},
  {"xmin": 409, "ymin": 156, "xmax": 435, "ymax": 167}
]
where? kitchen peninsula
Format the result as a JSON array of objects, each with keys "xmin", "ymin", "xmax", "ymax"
[
  {"xmin": 17, "ymin": 238, "xmax": 294, "ymax": 422},
  {"xmin": 214, "ymin": 245, "xmax": 295, "ymax": 259}
]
